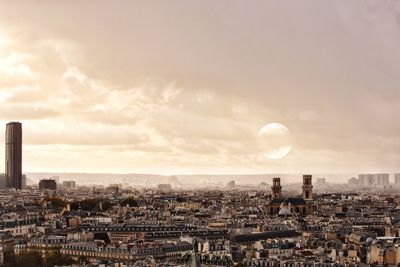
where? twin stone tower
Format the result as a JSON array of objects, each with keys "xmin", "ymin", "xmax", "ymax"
[{"xmin": 268, "ymin": 175, "xmax": 313, "ymax": 216}]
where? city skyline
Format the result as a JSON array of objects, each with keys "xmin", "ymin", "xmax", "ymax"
[
  {"xmin": 1, "ymin": 2, "xmax": 400, "ymax": 267},
  {"xmin": 0, "ymin": 1, "xmax": 399, "ymax": 174}
]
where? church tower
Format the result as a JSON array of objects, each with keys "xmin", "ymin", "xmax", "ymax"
[
  {"xmin": 271, "ymin": 177, "xmax": 282, "ymax": 199},
  {"xmin": 302, "ymin": 175, "xmax": 313, "ymax": 200}
]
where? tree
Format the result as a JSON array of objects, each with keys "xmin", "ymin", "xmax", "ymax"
[
  {"xmin": 3, "ymin": 247, "xmax": 16, "ymax": 267},
  {"xmin": 79, "ymin": 199, "xmax": 99, "ymax": 211},
  {"xmin": 46, "ymin": 197, "xmax": 66, "ymax": 208},
  {"xmin": 77, "ymin": 255, "xmax": 88, "ymax": 265},
  {"xmin": 46, "ymin": 251, "xmax": 76, "ymax": 267},
  {"xmin": 70, "ymin": 198, "xmax": 113, "ymax": 211},
  {"xmin": 15, "ymin": 251, "xmax": 44, "ymax": 267},
  {"xmin": 176, "ymin": 196, "xmax": 186, "ymax": 203},
  {"xmin": 70, "ymin": 201, "xmax": 80, "ymax": 210},
  {"xmin": 120, "ymin": 197, "xmax": 139, "ymax": 207},
  {"xmin": 101, "ymin": 200, "xmax": 113, "ymax": 211}
]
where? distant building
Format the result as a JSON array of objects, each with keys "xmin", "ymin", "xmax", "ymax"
[
  {"xmin": 395, "ymin": 174, "xmax": 400, "ymax": 186},
  {"xmin": 107, "ymin": 185, "xmax": 119, "ymax": 194},
  {"xmin": 0, "ymin": 174, "xmax": 5, "ymax": 189},
  {"xmin": 21, "ymin": 174, "xmax": 26, "ymax": 189},
  {"xmin": 348, "ymin": 177, "xmax": 359, "ymax": 186},
  {"xmin": 5, "ymin": 122, "xmax": 23, "ymax": 190},
  {"xmin": 62, "ymin": 180, "xmax": 76, "ymax": 189},
  {"xmin": 157, "ymin": 184, "xmax": 172, "ymax": 191},
  {"xmin": 39, "ymin": 179, "xmax": 57, "ymax": 191},
  {"xmin": 358, "ymin": 173, "xmax": 390, "ymax": 187},
  {"xmin": 227, "ymin": 180, "xmax": 236, "ymax": 189}
]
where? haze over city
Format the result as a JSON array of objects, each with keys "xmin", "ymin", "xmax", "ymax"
[
  {"xmin": 0, "ymin": 1, "xmax": 399, "ymax": 177},
  {"xmin": 3, "ymin": 2, "xmax": 400, "ymax": 267}
]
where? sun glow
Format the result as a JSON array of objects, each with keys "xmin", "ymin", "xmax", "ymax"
[{"xmin": 258, "ymin": 123, "xmax": 292, "ymax": 160}]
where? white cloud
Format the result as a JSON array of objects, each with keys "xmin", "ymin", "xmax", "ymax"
[{"xmin": 0, "ymin": 1, "xmax": 399, "ymax": 174}]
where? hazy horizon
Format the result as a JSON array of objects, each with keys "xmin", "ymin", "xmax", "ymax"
[{"xmin": 24, "ymin": 172, "xmax": 369, "ymax": 186}]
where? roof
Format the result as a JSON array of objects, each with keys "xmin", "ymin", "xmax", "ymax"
[
  {"xmin": 279, "ymin": 208, "xmax": 292, "ymax": 216},
  {"xmin": 93, "ymin": 232, "xmax": 111, "ymax": 244},
  {"xmin": 6, "ymin": 122, "xmax": 22, "ymax": 125},
  {"xmin": 232, "ymin": 230, "xmax": 300, "ymax": 243},
  {"xmin": 284, "ymin": 197, "xmax": 306, "ymax": 206},
  {"xmin": 270, "ymin": 198, "xmax": 285, "ymax": 205},
  {"xmin": 270, "ymin": 197, "xmax": 306, "ymax": 206}
]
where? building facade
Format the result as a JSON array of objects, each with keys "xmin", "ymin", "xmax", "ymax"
[
  {"xmin": 302, "ymin": 175, "xmax": 313, "ymax": 200},
  {"xmin": 62, "ymin": 180, "xmax": 76, "ymax": 189},
  {"xmin": 267, "ymin": 175, "xmax": 313, "ymax": 216},
  {"xmin": 395, "ymin": 174, "xmax": 400, "ymax": 186},
  {"xmin": 39, "ymin": 179, "xmax": 57, "ymax": 191},
  {"xmin": 5, "ymin": 122, "xmax": 23, "ymax": 190},
  {"xmin": 271, "ymin": 177, "xmax": 282, "ymax": 199},
  {"xmin": 358, "ymin": 173, "xmax": 390, "ymax": 187}
]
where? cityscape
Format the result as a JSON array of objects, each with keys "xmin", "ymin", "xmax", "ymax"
[
  {"xmin": 1, "ymin": 1, "xmax": 400, "ymax": 267},
  {"xmin": 1, "ymin": 122, "xmax": 400, "ymax": 266}
]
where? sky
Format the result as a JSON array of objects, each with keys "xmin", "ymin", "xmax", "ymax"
[{"xmin": 0, "ymin": 1, "xmax": 399, "ymax": 175}]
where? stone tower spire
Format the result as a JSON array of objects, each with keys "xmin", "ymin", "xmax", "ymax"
[
  {"xmin": 271, "ymin": 177, "xmax": 282, "ymax": 199},
  {"xmin": 302, "ymin": 175, "xmax": 313, "ymax": 200}
]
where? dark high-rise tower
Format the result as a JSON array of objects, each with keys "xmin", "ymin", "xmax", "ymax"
[{"xmin": 5, "ymin": 122, "xmax": 22, "ymax": 190}]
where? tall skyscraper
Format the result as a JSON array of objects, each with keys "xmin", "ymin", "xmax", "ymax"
[
  {"xmin": 5, "ymin": 122, "xmax": 22, "ymax": 190},
  {"xmin": 395, "ymin": 174, "xmax": 400, "ymax": 186},
  {"xmin": 358, "ymin": 173, "xmax": 390, "ymax": 187}
]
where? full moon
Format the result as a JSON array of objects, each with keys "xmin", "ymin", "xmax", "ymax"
[{"xmin": 258, "ymin": 123, "xmax": 292, "ymax": 160}]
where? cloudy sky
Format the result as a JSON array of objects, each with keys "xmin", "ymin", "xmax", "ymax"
[{"xmin": 0, "ymin": 1, "xmax": 399, "ymax": 174}]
